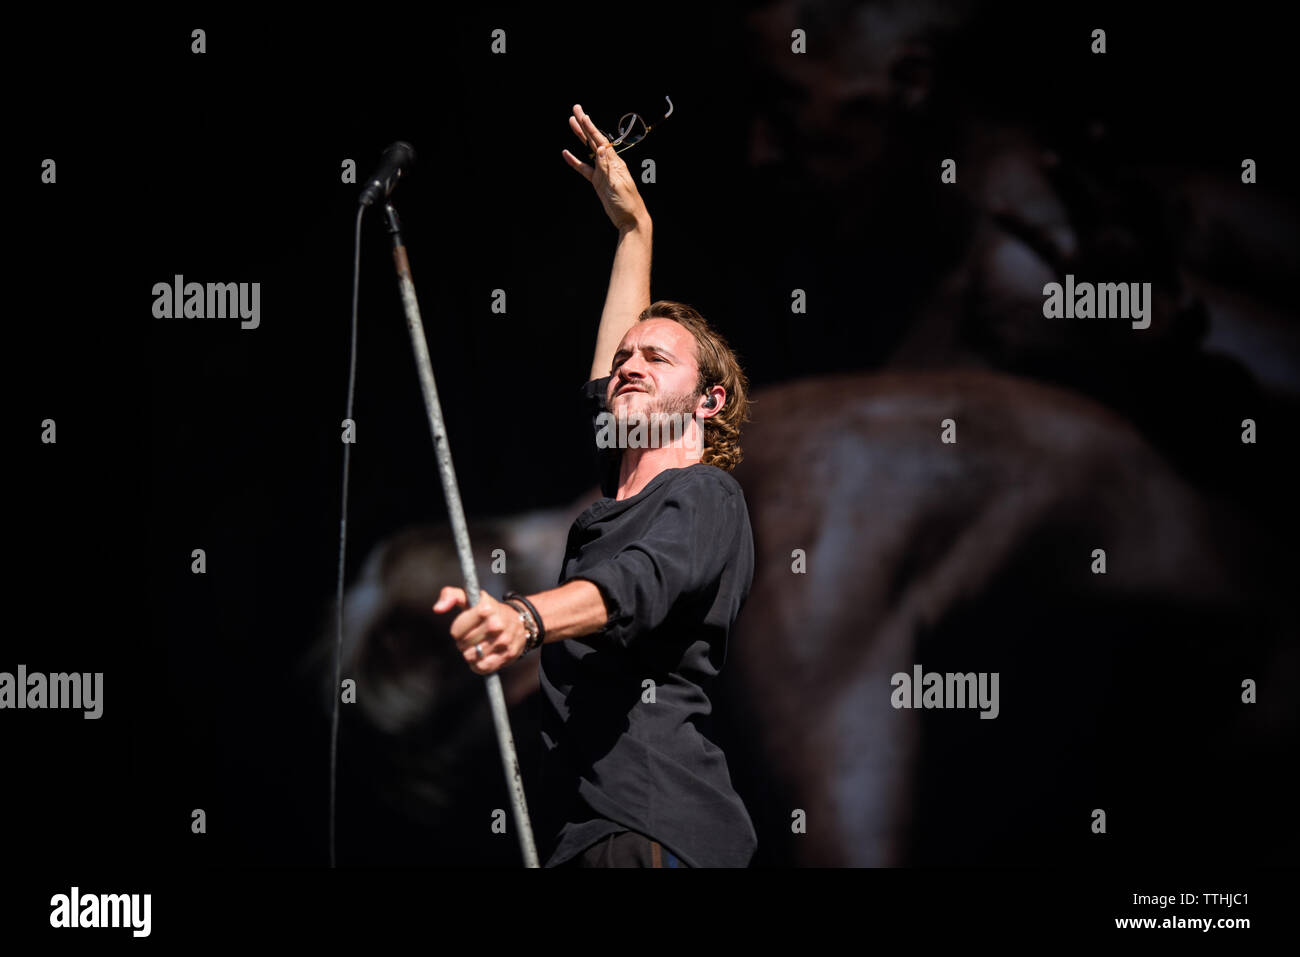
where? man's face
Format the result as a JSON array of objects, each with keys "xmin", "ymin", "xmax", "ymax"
[{"xmin": 606, "ymin": 318, "xmax": 703, "ymax": 427}]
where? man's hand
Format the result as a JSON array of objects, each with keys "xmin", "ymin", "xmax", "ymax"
[
  {"xmin": 433, "ymin": 587, "xmax": 526, "ymax": 675},
  {"xmin": 561, "ymin": 103, "xmax": 649, "ymax": 232}
]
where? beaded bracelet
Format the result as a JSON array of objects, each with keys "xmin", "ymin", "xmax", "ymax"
[{"xmin": 504, "ymin": 591, "xmax": 546, "ymax": 651}]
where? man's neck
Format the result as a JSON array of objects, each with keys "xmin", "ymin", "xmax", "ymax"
[{"xmin": 615, "ymin": 446, "xmax": 703, "ymax": 501}]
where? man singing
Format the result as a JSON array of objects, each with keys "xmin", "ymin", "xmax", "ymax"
[{"xmin": 433, "ymin": 104, "xmax": 756, "ymax": 868}]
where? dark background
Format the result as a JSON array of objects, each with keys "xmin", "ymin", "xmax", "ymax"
[{"xmin": 10, "ymin": 2, "xmax": 1298, "ymax": 874}]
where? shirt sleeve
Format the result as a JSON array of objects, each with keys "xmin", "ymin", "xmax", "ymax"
[
  {"xmin": 567, "ymin": 472, "xmax": 743, "ymax": 649},
  {"xmin": 582, "ymin": 376, "xmax": 620, "ymax": 499}
]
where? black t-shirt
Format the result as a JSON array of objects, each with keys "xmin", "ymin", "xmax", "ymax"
[{"xmin": 536, "ymin": 376, "xmax": 757, "ymax": 867}]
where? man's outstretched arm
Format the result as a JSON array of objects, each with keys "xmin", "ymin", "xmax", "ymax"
[
  {"xmin": 434, "ymin": 472, "xmax": 742, "ymax": 673},
  {"xmin": 588, "ymin": 221, "xmax": 651, "ymax": 383},
  {"xmin": 560, "ymin": 104, "xmax": 653, "ymax": 382},
  {"xmin": 434, "ymin": 580, "xmax": 609, "ymax": 676}
]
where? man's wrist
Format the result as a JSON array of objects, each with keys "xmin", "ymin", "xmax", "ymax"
[
  {"xmin": 504, "ymin": 593, "xmax": 545, "ymax": 653},
  {"xmin": 618, "ymin": 214, "xmax": 652, "ymax": 238}
]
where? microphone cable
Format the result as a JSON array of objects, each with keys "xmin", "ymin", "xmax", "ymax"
[{"xmin": 329, "ymin": 203, "xmax": 366, "ymax": 868}]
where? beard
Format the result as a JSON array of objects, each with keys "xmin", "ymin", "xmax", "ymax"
[{"xmin": 611, "ymin": 388, "xmax": 702, "ymax": 448}]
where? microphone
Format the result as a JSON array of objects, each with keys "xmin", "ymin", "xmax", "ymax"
[{"xmin": 358, "ymin": 141, "xmax": 416, "ymax": 207}]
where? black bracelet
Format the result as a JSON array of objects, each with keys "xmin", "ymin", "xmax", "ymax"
[
  {"xmin": 504, "ymin": 591, "xmax": 546, "ymax": 648},
  {"xmin": 503, "ymin": 598, "xmax": 539, "ymax": 653}
]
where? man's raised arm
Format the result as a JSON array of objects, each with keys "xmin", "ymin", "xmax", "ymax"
[{"xmin": 561, "ymin": 104, "xmax": 653, "ymax": 382}]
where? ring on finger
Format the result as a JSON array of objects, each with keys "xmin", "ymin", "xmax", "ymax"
[{"xmin": 475, "ymin": 642, "xmax": 485, "ymax": 659}]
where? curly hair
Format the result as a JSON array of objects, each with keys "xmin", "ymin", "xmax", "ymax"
[{"xmin": 636, "ymin": 301, "xmax": 752, "ymax": 472}]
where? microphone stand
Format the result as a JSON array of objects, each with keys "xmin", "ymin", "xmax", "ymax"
[{"xmin": 381, "ymin": 201, "xmax": 539, "ymax": 868}]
